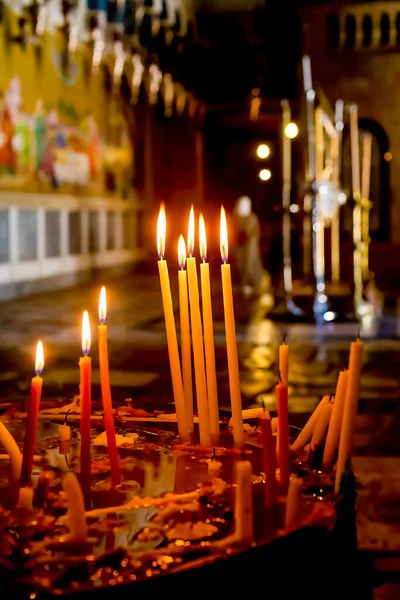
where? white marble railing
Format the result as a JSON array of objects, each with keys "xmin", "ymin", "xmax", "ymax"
[
  {"xmin": 336, "ymin": 2, "xmax": 400, "ymax": 49},
  {"xmin": 0, "ymin": 192, "xmax": 145, "ymax": 299}
]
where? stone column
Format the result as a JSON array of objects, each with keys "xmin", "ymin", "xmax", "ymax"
[
  {"xmin": 371, "ymin": 11, "xmax": 381, "ymax": 48},
  {"xmin": 389, "ymin": 9, "xmax": 398, "ymax": 46},
  {"xmin": 354, "ymin": 12, "xmax": 364, "ymax": 49}
]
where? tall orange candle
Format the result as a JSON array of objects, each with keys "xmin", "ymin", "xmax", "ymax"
[
  {"xmin": 98, "ymin": 287, "xmax": 121, "ymax": 488},
  {"xmin": 199, "ymin": 214, "xmax": 220, "ymax": 445},
  {"xmin": 276, "ymin": 381, "xmax": 289, "ymax": 493},
  {"xmin": 157, "ymin": 206, "xmax": 190, "ymax": 442},
  {"xmin": 259, "ymin": 412, "xmax": 276, "ymax": 506},
  {"xmin": 220, "ymin": 206, "xmax": 243, "ymax": 447},
  {"xmin": 186, "ymin": 206, "xmax": 211, "ymax": 446},
  {"xmin": 80, "ymin": 310, "xmax": 92, "ymax": 508},
  {"xmin": 20, "ymin": 341, "xmax": 44, "ymax": 487},
  {"xmin": 178, "ymin": 236, "xmax": 194, "ymax": 432}
]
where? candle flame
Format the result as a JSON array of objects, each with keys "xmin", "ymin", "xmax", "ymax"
[
  {"xmin": 220, "ymin": 206, "xmax": 228, "ymax": 263},
  {"xmin": 82, "ymin": 311, "xmax": 91, "ymax": 356},
  {"xmin": 178, "ymin": 235, "xmax": 186, "ymax": 270},
  {"xmin": 35, "ymin": 340, "xmax": 44, "ymax": 375},
  {"xmin": 199, "ymin": 213, "xmax": 207, "ymax": 262},
  {"xmin": 187, "ymin": 205, "xmax": 195, "ymax": 257},
  {"xmin": 99, "ymin": 286, "xmax": 107, "ymax": 324},
  {"xmin": 157, "ymin": 204, "xmax": 166, "ymax": 259}
]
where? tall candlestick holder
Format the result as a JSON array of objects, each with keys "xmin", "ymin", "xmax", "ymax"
[
  {"xmin": 302, "ymin": 56, "xmax": 330, "ymax": 323},
  {"xmin": 281, "ymin": 100, "xmax": 303, "ymax": 316}
]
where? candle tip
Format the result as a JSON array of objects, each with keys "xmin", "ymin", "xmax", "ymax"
[
  {"xmin": 35, "ymin": 340, "xmax": 44, "ymax": 375},
  {"xmin": 82, "ymin": 311, "xmax": 91, "ymax": 355},
  {"xmin": 220, "ymin": 206, "xmax": 228, "ymax": 263},
  {"xmin": 187, "ymin": 206, "xmax": 195, "ymax": 257},
  {"xmin": 99, "ymin": 286, "xmax": 107, "ymax": 323},
  {"xmin": 199, "ymin": 213, "xmax": 207, "ymax": 262},
  {"xmin": 157, "ymin": 204, "xmax": 166, "ymax": 259},
  {"xmin": 178, "ymin": 235, "xmax": 186, "ymax": 270}
]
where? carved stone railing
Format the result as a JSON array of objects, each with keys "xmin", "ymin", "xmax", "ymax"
[
  {"xmin": 0, "ymin": 192, "xmax": 145, "ymax": 300},
  {"xmin": 333, "ymin": 2, "xmax": 400, "ymax": 49}
]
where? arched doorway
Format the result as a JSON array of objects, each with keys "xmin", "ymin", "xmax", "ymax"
[{"xmin": 341, "ymin": 118, "xmax": 390, "ymax": 241}]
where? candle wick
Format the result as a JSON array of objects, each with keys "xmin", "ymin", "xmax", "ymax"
[
  {"xmin": 64, "ymin": 409, "xmax": 71, "ymax": 426},
  {"xmin": 212, "ymin": 447, "xmax": 216, "ymax": 459},
  {"xmin": 283, "ymin": 333, "xmax": 287, "ymax": 344},
  {"xmin": 357, "ymin": 329, "xmax": 361, "ymax": 341},
  {"xmin": 278, "ymin": 370, "xmax": 282, "ymax": 384}
]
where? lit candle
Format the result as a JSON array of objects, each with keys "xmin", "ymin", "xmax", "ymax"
[
  {"xmin": 310, "ymin": 401, "xmax": 333, "ymax": 451},
  {"xmin": 98, "ymin": 286, "xmax": 121, "ymax": 488},
  {"xmin": 0, "ymin": 421, "xmax": 22, "ymax": 481},
  {"xmin": 220, "ymin": 206, "xmax": 243, "ymax": 447},
  {"xmin": 234, "ymin": 460, "xmax": 253, "ymax": 544},
  {"xmin": 186, "ymin": 206, "xmax": 211, "ymax": 446},
  {"xmin": 335, "ymin": 337, "xmax": 364, "ymax": 493},
  {"xmin": 80, "ymin": 311, "xmax": 92, "ymax": 508},
  {"xmin": 279, "ymin": 336, "xmax": 289, "ymax": 386},
  {"xmin": 20, "ymin": 341, "xmax": 44, "ymax": 487},
  {"xmin": 178, "ymin": 236, "xmax": 194, "ymax": 433},
  {"xmin": 63, "ymin": 472, "xmax": 88, "ymax": 542},
  {"xmin": 322, "ymin": 370, "xmax": 349, "ymax": 470},
  {"xmin": 291, "ymin": 395, "xmax": 330, "ymax": 451},
  {"xmin": 276, "ymin": 381, "xmax": 289, "ymax": 493},
  {"xmin": 157, "ymin": 206, "xmax": 189, "ymax": 442},
  {"xmin": 199, "ymin": 214, "xmax": 220, "ymax": 445},
  {"xmin": 259, "ymin": 412, "xmax": 276, "ymax": 506}
]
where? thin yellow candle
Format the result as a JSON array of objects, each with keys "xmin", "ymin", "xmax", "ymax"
[
  {"xmin": 157, "ymin": 206, "xmax": 189, "ymax": 442},
  {"xmin": 220, "ymin": 206, "xmax": 244, "ymax": 447},
  {"xmin": 279, "ymin": 336, "xmax": 289, "ymax": 386},
  {"xmin": 199, "ymin": 214, "xmax": 220, "ymax": 445},
  {"xmin": 178, "ymin": 236, "xmax": 194, "ymax": 432},
  {"xmin": 291, "ymin": 395, "xmax": 330, "ymax": 451},
  {"xmin": 0, "ymin": 421, "xmax": 22, "ymax": 481},
  {"xmin": 310, "ymin": 401, "xmax": 333, "ymax": 451},
  {"xmin": 186, "ymin": 206, "xmax": 211, "ymax": 446},
  {"xmin": 335, "ymin": 337, "xmax": 364, "ymax": 493},
  {"xmin": 322, "ymin": 369, "xmax": 349, "ymax": 471},
  {"xmin": 233, "ymin": 460, "xmax": 253, "ymax": 544},
  {"xmin": 63, "ymin": 472, "xmax": 88, "ymax": 542}
]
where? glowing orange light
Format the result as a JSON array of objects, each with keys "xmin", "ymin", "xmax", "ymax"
[
  {"xmin": 99, "ymin": 286, "xmax": 107, "ymax": 324},
  {"xmin": 187, "ymin": 206, "xmax": 195, "ymax": 257},
  {"xmin": 199, "ymin": 213, "xmax": 207, "ymax": 262},
  {"xmin": 157, "ymin": 204, "xmax": 166, "ymax": 259},
  {"xmin": 178, "ymin": 235, "xmax": 186, "ymax": 270},
  {"xmin": 220, "ymin": 206, "xmax": 228, "ymax": 263},
  {"xmin": 82, "ymin": 311, "xmax": 91, "ymax": 356},
  {"xmin": 35, "ymin": 340, "xmax": 44, "ymax": 375}
]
